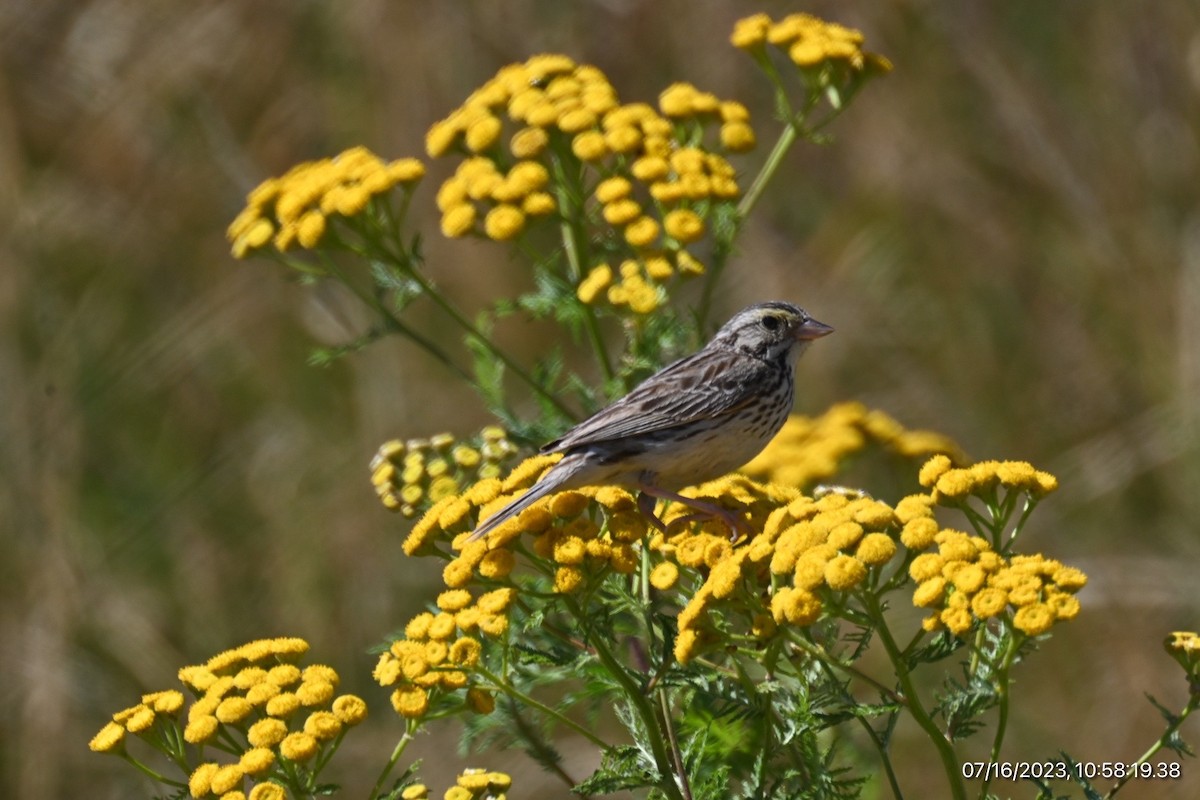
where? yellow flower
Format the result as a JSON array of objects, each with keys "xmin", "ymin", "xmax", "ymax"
[
  {"xmin": 913, "ymin": 577, "xmax": 946, "ymax": 608},
  {"xmin": 675, "ymin": 250, "xmax": 705, "ymax": 276},
  {"xmin": 1045, "ymin": 591, "xmax": 1081, "ymax": 621},
  {"xmin": 387, "ymin": 157, "xmax": 425, "ymax": 183},
  {"xmin": 554, "ymin": 566, "xmax": 584, "ymax": 593},
  {"xmin": 465, "ymin": 115, "xmax": 503, "ymax": 152},
  {"xmin": 771, "ymin": 587, "xmax": 822, "ymax": 625},
  {"xmin": 88, "ymin": 721, "xmax": 125, "ymax": 753},
  {"xmin": 478, "ymin": 548, "xmax": 515, "ymax": 579},
  {"xmin": 1052, "ymin": 566, "xmax": 1088, "ymax": 591},
  {"xmin": 908, "ymin": 553, "xmax": 944, "ymax": 583},
  {"xmin": 265, "ymin": 692, "xmax": 300, "ymax": 718},
  {"xmin": 552, "ymin": 535, "xmax": 586, "ymax": 565},
  {"xmin": 940, "ymin": 606, "xmax": 974, "ymax": 635},
  {"xmin": 484, "ymin": 204, "xmax": 525, "ymax": 240},
  {"xmin": 594, "ymin": 177, "xmax": 633, "ymax": 204},
  {"xmin": 855, "ymin": 532, "xmax": 897, "ymax": 566},
  {"xmin": 663, "ymin": 209, "xmax": 704, "ymax": 243},
  {"xmin": 658, "ymin": 82, "xmax": 698, "ymax": 117},
  {"xmin": 919, "ymin": 454, "xmax": 953, "ymax": 487},
  {"xmin": 329, "ymin": 694, "xmax": 367, "ymax": 726},
  {"xmin": 297, "ymin": 680, "xmax": 335, "ymax": 706},
  {"xmin": 605, "ymin": 125, "xmax": 642, "ymax": 153},
  {"xmin": 558, "ymin": 108, "xmax": 598, "ymax": 133},
  {"xmin": 426, "ymin": 121, "xmax": 459, "ymax": 157},
  {"xmin": 240, "ymin": 747, "xmax": 276, "ymax": 776},
  {"xmin": 437, "ymin": 589, "xmax": 473, "ymax": 612},
  {"xmin": 248, "ymin": 717, "xmax": 288, "ymax": 747},
  {"xmin": 1013, "ymin": 603, "xmax": 1055, "ymax": 636},
  {"xmin": 510, "ymin": 126, "xmax": 549, "ymax": 158},
  {"xmin": 184, "ymin": 715, "xmax": 219, "ymax": 744},
  {"xmin": 401, "ymin": 786, "xmax": 429, "ymax": 800},
  {"xmin": 674, "ymin": 628, "xmax": 700, "ymax": 663},
  {"xmin": 478, "ymin": 613, "xmax": 509, "ymax": 637},
  {"xmin": 449, "ymin": 637, "xmax": 482, "ymax": 666},
  {"xmin": 279, "ymin": 731, "xmax": 320, "ymax": 762},
  {"xmin": 952, "ymin": 563, "xmax": 987, "ymax": 594},
  {"xmin": 624, "ymin": 216, "xmax": 661, "ymax": 248},
  {"xmin": 249, "ymin": 783, "xmax": 287, "ymax": 800},
  {"xmin": 631, "ymin": 156, "xmax": 670, "ymax": 182},
  {"xmin": 123, "ymin": 704, "xmax": 157, "ymax": 733},
  {"xmin": 215, "ymin": 696, "xmax": 253, "ymax": 724},
  {"xmin": 428, "ymin": 612, "xmax": 458, "ymax": 641},
  {"xmin": 730, "ymin": 13, "xmax": 772, "ymax": 49},
  {"xmin": 421, "ymin": 640, "xmax": 447, "ymax": 669},
  {"xmin": 824, "ymin": 554, "xmax": 867, "ymax": 590},
  {"xmin": 440, "ymin": 204, "xmax": 476, "ymax": 238},
  {"xmin": 571, "ymin": 130, "xmax": 609, "ymax": 161},
  {"xmin": 970, "ymin": 587, "xmax": 1009, "ymax": 618},
  {"xmin": 720, "ymin": 122, "xmax": 756, "ymax": 152},
  {"xmin": 650, "ymin": 561, "xmax": 679, "ymax": 590},
  {"xmin": 303, "ymin": 710, "xmax": 342, "ymax": 741},
  {"xmin": 522, "ymin": 192, "xmax": 556, "ymax": 216},
  {"xmin": 477, "ymin": 587, "xmax": 516, "ymax": 614},
  {"xmin": 603, "ymin": 198, "xmax": 642, "ymax": 226},
  {"xmin": 577, "ymin": 263, "xmax": 614, "ymax": 304},
  {"xmin": 391, "ymin": 686, "xmax": 430, "ymax": 719},
  {"xmin": 189, "ymin": 763, "xmax": 220, "ymax": 798}
]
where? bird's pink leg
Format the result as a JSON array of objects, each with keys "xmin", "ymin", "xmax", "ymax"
[{"xmin": 636, "ymin": 481, "xmax": 752, "ymax": 542}]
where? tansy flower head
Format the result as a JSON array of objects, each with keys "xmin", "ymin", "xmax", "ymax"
[{"xmin": 228, "ymin": 148, "xmax": 424, "ymax": 258}]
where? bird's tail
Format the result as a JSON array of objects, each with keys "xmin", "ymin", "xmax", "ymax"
[{"xmin": 467, "ymin": 463, "xmax": 574, "ymax": 542}]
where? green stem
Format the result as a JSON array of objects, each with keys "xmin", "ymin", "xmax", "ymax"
[
  {"xmin": 865, "ymin": 593, "xmax": 966, "ymax": 800},
  {"xmin": 552, "ymin": 154, "xmax": 615, "ymax": 386},
  {"xmin": 474, "ymin": 665, "xmax": 610, "ymax": 749},
  {"xmin": 321, "ymin": 256, "xmax": 477, "ymax": 386},
  {"xmin": 403, "ymin": 263, "xmax": 579, "ymax": 422},
  {"xmin": 854, "ymin": 716, "xmax": 905, "ymax": 800},
  {"xmin": 980, "ymin": 634, "xmax": 1020, "ymax": 799},
  {"xmin": 119, "ymin": 753, "xmax": 185, "ymax": 788},
  {"xmin": 657, "ymin": 689, "xmax": 693, "ymax": 800},
  {"xmin": 788, "ymin": 630, "xmax": 903, "ymax": 703},
  {"xmin": 736, "ymin": 120, "xmax": 799, "ymax": 222},
  {"xmin": 564, "ymin": 598, "xmax": 685, "ymax": 800},
  {"xmin": 368, "ymin": 724, "xmax": 417, "ymax": 800},
  {"xmin": 1104, "ymin": 693, "xmax": 1199, "ymax": 798}
]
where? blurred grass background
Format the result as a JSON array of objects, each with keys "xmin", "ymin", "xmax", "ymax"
[{"xmin": 2, "ymin": 1, "xmax": 1199, "ymax": 797}]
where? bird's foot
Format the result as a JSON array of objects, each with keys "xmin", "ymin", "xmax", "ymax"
[{"xmin": 637, "ymin": 483, "xmax": 752, "ymax": 542}]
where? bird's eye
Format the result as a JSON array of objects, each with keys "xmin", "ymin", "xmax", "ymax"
[{"xmin": 760, "ymin": 314, "xmax": 782, "ymax": 332}]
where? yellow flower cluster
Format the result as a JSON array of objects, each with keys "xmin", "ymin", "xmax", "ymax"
[
  {"xmin": 373, "ymin": 586, "xmax": 516, "ymax": 719},
  {"xmin": 918, "ymin": 454, "xmax": 1058, "ymax": 503},
  {"xmin": 742, "ymin": 402, "xmax": 964, "ymax": 489},
  {"xmin": 371, "ymin": 427, "xmax": 519, "ymax": 517},
  {"xmin": 668, "ymin": 485, "xmax": 900, "ymax": 663},
  {"xmin": 402, "ymin": 769, "xmax": 513, "ymax": 800},
  {"xmin": 909, "ymin": 531, "xmax": 1086, "ymax": 637},
  {"xmin": 436, "ymin": 157, "xmax": 557, "ymax": 239},
  {"xmin": 88, "ymin": 689, "xmax": 186, "ymax": 753},
  {"xmin": 424, "ymin": 53, "xmax": 745, "ymax": 312},
  {"xmin": 91, "ymin": 637, "xmax": 366, "ymax": 800},
  {"xmin": 730, "ymin": 12, "xmax": 892, "ymax": 72},
  {"xmin": 228, "ymin": 146, "xmax": 425, "ymax": 257}
]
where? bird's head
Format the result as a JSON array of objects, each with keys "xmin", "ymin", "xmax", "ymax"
[{"xmin": 710, "ymin": 301, "xmax": 834, "ymax": 362}]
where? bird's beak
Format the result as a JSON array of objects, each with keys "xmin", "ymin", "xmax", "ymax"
[{"xmin": 796, "ymin": 318, "xmax": 834, "ymax": 341}]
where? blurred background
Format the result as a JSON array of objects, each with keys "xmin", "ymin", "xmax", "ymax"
[{"xmin": 3, "ymin": 1, "xmax": 1199, "ymax": 797}]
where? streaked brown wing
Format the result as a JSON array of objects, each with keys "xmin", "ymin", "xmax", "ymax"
[{"xmin": 543, "ymin": 348, "xmax": 762, "ymax": 452}]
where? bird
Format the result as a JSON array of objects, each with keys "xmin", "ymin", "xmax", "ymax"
[{"xmin": 467, "ymin": 301, "xmax": 833, "ymax": 542}]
